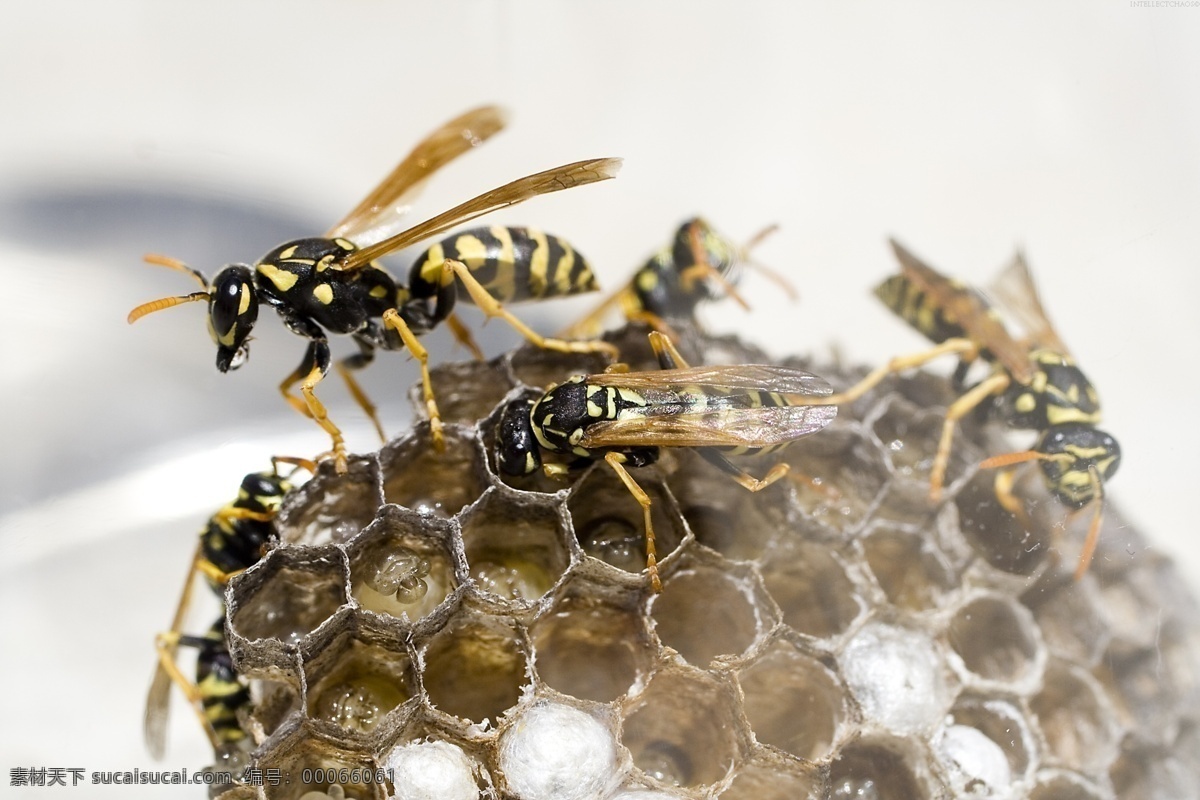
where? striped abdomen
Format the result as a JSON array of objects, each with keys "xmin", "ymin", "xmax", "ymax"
[{"xmin": 410, "ymin": 226, "xmax": 598, "ymax": 304}]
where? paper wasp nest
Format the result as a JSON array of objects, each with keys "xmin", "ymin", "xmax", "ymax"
[{"xmin": 218, "ymin": 326, "xmax": 1200, "ymax": 800}]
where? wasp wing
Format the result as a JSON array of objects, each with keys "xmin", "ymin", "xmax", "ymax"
[
  {"xmin": 338, "ymin": 158, "xmax": 621, "ymax": 270},
  {"xmin": 326, "ymin": 105, "xmax": 508, "ymax": 246},
  {"xmin": 580, "ymin": 365, "xmax": 836, "ymax": 449},
  {"xmin": 888, "ymin": 238, "xmax": 1034, "ymax": 383},
  {"xmin": 143, "ymin": 660, "xmax": 173, "ymax": 760},
  {"xmin": 984, "ymin": 249, "xmax": 1070, "ymax": 355}
]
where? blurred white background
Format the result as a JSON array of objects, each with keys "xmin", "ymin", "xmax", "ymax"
[{"xmin": 1, "ymin": 1, "xmax": 1197, "ymax": 794}]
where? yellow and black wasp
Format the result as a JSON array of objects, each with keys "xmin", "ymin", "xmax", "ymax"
[
  {"xmin": 497, "ymin": 331, "xmax": 837, "ymax": 591},
  {"xmin": 144, "ymin": 459, "xmax": 310, "ymax": 760},
  {"xmin": 808, "ymin": 240, "xmax": 1119, "ymax": 579},
  {"xmin": 561, "ymin": 217, "xmax": 794, "ymax": 339},
  {"xmin": 128, "ymin": 106, "xmax": 620, "ymax": 471}
]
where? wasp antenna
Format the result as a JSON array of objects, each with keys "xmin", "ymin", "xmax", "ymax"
[
  {"xmin": 127, "ymin": 292, "xmax": 210, "ymax": 324},
  {"xmin": 143, "ymin": 253, "xmax": 209, "ymax": 289},
  {"xmin": 737, "ymin": 224, "xmax": 799, "ymax": 303},
  {"xmin": 1073, "ymin": 466, "xmax": 1105, "ymax": 581},
  {"xmin": 979, "ymin": 449, "xmax": 1044, "ymax": 470},
  {"xmin": 740, "ymin": 223, "xmax": 780, "ymax": 255},
  {"xmin": 684, "ymin": 222, "xmax": 751, "ymax": 311}
]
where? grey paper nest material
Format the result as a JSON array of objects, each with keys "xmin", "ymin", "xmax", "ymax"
[{"xmin": 216, "ymin": 325, "xmax": 1200, "ymax": 800}]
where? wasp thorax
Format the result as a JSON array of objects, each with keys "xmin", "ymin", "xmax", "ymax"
[
  {"xmin": 527, "ymin": 377, "xmax": 598, "ymax": 458},
  {"xmin": 1036, "ymin": 423, "xmax": 1120, "ymax": 507},
  {"xmin": 209, "ymin": 265, "xmax": 258, "ymax": 372}
]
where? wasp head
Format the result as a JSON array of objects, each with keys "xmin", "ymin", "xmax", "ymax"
[
  {"xmin": 1036, "ymin": 423, "xmax": 1120, "ymax": 508},
  {"xmin": 208, "ymin": 265, "xmax": 259, "ymax": 372},
  {"xmin": 497, "ymin": 399, "xmax": 541, "ymax": 476}
]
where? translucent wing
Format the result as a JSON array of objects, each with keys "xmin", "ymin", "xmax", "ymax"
[
  {"xmin": 339, "ymin": 157, "xmax": 622, "ymax": 270},
  {"xmin": 143, "ymin": 658, "xmax": 173, "ymax": 760},
  {"xmin": 587, "ymin": 364, "xmax": 834, "ymax": 396},
  {"xmin": 581, "ymin": 365, "xmax": 837, "ymax": 449},
  {"xmin": 326, "ymin": 105, "xmax": 508, "ymax": 246},
  {"xmin": 888, "ymin": 239, "xmax": 1034, "ymax": 383},
  {"xmin": 581, "ymin": 402, "xmax": 837, "ymax": 449},
  {"xmin": 984, "ymin": 249, "xmax": 1070, "ymax": 355}
]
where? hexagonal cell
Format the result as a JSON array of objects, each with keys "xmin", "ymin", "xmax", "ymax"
[
  {"xmin": 416, "ymin": 358, "xmax": 515, "ymax": 426},
  {"xmin": 954, "ymin": 470, "xmax": 1052, "ymax": 576},
  {"xmin": 252, "ymin": 679, "xmax": 302, "ymax": 742},
  {"xmin": 651, "ymin": 562, "xmax": 768, "ymax": 666},
  {"xmin": 720, "ymin": 760, "xmax": 823, "ymax": 800},
  {"xmin": 256, "ymin": 728, "xmax": 386, "ymax": 800},
  {"xmin": 838, "ymin": 621, "xmax": 953, "ymax": 736},
  {"xmin": 1030, "ymin": 660, "xmax": 1120, "ymax": 773},
  {"xmin": 941, "ymin": 697, "xmax": 1037, "ymax": 787},
  {"xmin": 1110, "ymin": 742, "xmax": 1200, "ymax": 800},
  {"xmin": 1021, "ymin": 575, "xmax": 1111, "ymax": 665},
  {"xmin": 737, "ymin": 641, "xmax": 846, "ymax": 760},
  {"xmin": 230, "ymin": 547, "xmax": 347, "ymax": 645},
  {"xmin": 622, "ymin": 669, "xmax": 744, "ymax": 789},
  {"xmin": 947, "ymin": 593, "xmax": 1043, "ymax": 690},
  {"xmin": 567, "ymin": 466, "xmax": 686, "ymax": 586},
  {"xmin": 783, "ymin": 425, "xmax": 889, "ymax": 535},
  {"xmin": 862, "ymin": 523, "xmax": 956, "ymax": 611},
  {"xmin": 382, "ymin": 738, "xmax": 486, "ymax": 800},
  {"xmin": 459, "ymin": 490, "xmax": 570, "ymax": 602},
  {"xmin": 380, "ymin": 428, "xmax": 487, "ymax": 518},
  {"xmin": 498, "ymin": 701, "xmax": 619, "ymax": 800},
  {"xmin": 531, "ymin": 586, "xmax": 654, "ymax": 703},
  {"xmin": 1028, "ymin": 770, "xmax": 1107, "ymax": 800},
  {"xmin": 506, "ymin": 345, "xmax": 610, "ymax": 391},
  {"xmin": 302, "ymin": 623, "xmax": 416, "ymax": 737},
  {"xmin": 276, "ymin": 461, "xmax": 381, "ymax": 546},
  {"xmin": 828, "ymin": 736, "xmax": 934, "ymax": 800},
  {"xmin": 870, "ymin": 394, "xmax": 977, "ymax": 490},
  {"xmin": 759, "ymin": 539, "xmax": 863, "ymax": 640},
  {"xmin": 665, "ymin": 450, "xmax": 784, "ymax": 561},
  {"xmin": 1097, "ymin": 640, "xmax": 1200, "ymax": 743},
  {"xmin": 421, "ymin": 612, "xmax": 528, "ymax": 725},
  {"xmin": 347, "ymin": 510, "xmax": 458, "ymax": 623}
]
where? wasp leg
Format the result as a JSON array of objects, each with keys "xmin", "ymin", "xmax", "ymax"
[
  {"xmin": 697, "ymin": 449, "xmax": 792, "ymax": 492},
  {"xmin": 558, "ymin": 283, "xmax": 634, "ymax": 339},
  {"xmin": 279, "ymin": 340, "xmax": 346, "ymax": 473},
  {"xmin": 271, "ymin": 455, "xmax": 318, "ymax": 477},
  {"xmin": 144, "ymin": 546, "xmax": 208, "ymax": 758},
  {"xmin": 337, "ymin": 338, "xmax": 387, "ymax": 443},
  {"xmin": 648, "ymin": 330, "xmax": 689, "ymax": 369},
  {"xmin": 152, "ymin": 630, "xmax": 223, "ymax": 752},
  {"xmin": 798, "ymin": 338, "xmax": 982, "ymax": 408},
  {"xmin": 992, "ymin": 466, "xmax": 1035, "ymax": 533},
  {"xmin": 381, "ymin": 308, "xmax": 445, "ymax": 451},
  {"xmin": 278, "ymin": 345, "xmax": 317, "ymax": 420},
  {"xmin": 442, "ymin": 259, "xmax": 620, "ymax": 357},
  {"xmin": 929, "ymin": 371, "xmax": 1011, "ymax": 502},
  {"xmin": 604, "ymin": 452, "xmax": 662, "ymax": 593},
  {"xmin": 445, "ymin": 312, "xmax": 485, "ymax": 361},
  {"xmin": 1073, "ymin": 467, "xmax": 1105, "ymax": 581}
]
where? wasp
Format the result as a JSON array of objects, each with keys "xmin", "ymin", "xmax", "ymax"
[
  {"xmin": 561, "ymin": 217, "xmax": 795, "ymax": 339},
  {"xmin": 144, "ymin": 458, "xmax": 310, "ymax": 759},
  {"xmin": 807, "ymin": 240, "xmax": 1119, "ymax": 579},
  {"xmin": 497, "ymin": 331, "xmax": 837, "ymax": 591},
  {"xmin": 129, "ymin": 106, "xmax": 621, "ymax": 471}
]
